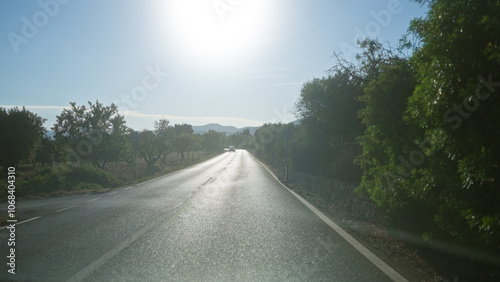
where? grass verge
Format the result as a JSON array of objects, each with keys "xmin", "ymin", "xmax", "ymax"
[{"xmin": 0, "ymin": 151, "xmax": 222, "ymax": 201}]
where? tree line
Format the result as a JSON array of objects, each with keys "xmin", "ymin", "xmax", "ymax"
[
  {"xmin": 242, "ymin": 0, "xmax": 500, "ymax": 254},
  {"xmin": 1, "ymin": 101, "xmax": 251, "ymax": 176},
  {"xmin": 2, "ymin": 0, "xmax": 498, "ymax": 256}
]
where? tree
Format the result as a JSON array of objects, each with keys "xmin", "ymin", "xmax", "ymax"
[
  {"xmin": 187, "ymin": 134, "xmax": 202, "ymax": 158},
  {"xmin": 174, "ymin": 133, "xmax": 194, "ymax": 160},
  {"xmin": 202, "ymin": 130, "xmax": 225, "ymax": 154},
  {"xmin": 242, "ymin": 128, "xmax": 251, "ymax": 136},
  {"xmin": 137, "ymin": 118, "xmax": 172, "ymax": 173},
  {"xmin": 172, "ymin": 123, "xmax": 194, "ymax": 159},
  {"xmin": 174, "ymin": 123, "xmax": 193, "ymax": 135},
  {"xmin": 355, "ymin": 44, "xmax": 422, "ymax": 230},
  {"xmin": 34, "ymin": 135, "xmax": 56, "ymax": 167},
  {"xmin": 407, "ymin": 0, "xmax": 500, "ymax": 248},
  {"xmin": 253, "ymin": 124, "xmax": 282, "ymax": 161},
  {"xmin": 53, "ymin": 101, "xmax": 128, "ymax": 169},
  {"xmin": 294, "ymin": 68, "xmax": 364, "ymax": 179},
  {"xmin": 0, "ymin": 107, "xmax": 46, "ymax": 171},
  {"xmin": 227, "ymin": 131, "xmax": 249, "ymax": 150}
]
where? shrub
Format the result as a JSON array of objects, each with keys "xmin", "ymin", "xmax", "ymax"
[
  {"xmin": 3, "ymin": 165, "xmax": 122, "ymax": 198},
  {"xmin": 63, "ymin": 165, "xmax": 121, "ymax": 190},
  {"xmin": 16, "ymin": 167, "xmax": 61, "ymax": 196}
]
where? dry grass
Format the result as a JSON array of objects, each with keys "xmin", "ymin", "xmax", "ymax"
[{"xmin": 8, "ymin": 151, "xmax": 220, "ymax": 200}]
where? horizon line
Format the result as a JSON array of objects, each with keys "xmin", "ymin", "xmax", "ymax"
[{"xmin": 0, "ymin": 105, "xmax": 266, "ymax": 129}]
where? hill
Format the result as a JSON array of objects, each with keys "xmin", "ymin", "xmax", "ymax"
[{"xmin": 192, "ymin": 123, "xmax": 258, "ymax": 135}]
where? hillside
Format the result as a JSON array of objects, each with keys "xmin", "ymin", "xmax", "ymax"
[{"xmin": 192, "ymin": 123, "xmax": 258, "ymax": 135}]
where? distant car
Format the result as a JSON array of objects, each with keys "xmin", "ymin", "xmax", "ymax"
[{"xmin": 229, "ymin": 146, "xmax": 236, "ymax": 152}]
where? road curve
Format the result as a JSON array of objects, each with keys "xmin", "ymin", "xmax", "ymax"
[{"xmin": 0, "ymin": 150, "xmax": 404, "ymax": 281}]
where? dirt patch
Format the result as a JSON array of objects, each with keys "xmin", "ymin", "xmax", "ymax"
[{"xmin": 7, "ymin": 152, "xmax": 219, "ymax": 201}]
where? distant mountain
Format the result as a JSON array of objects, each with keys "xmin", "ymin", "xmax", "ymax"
[
  {"xmin": 192, "ymin": 123, "xmax": 259, "ymax": 135},
  {"xmin": 45, "ymin": 122, "xmax": 296, "ymax": 138}
]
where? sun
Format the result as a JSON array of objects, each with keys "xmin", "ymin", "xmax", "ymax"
[{"xmin": 160, "ymin": 0, "xmax": 273, "ymax": 67}]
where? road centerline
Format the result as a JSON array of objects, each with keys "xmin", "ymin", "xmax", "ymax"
[
  {"xmin": 65, "ymin": 182, "xmax": 203, "ymax": 282},
  {"xmin": 55, "ymin": 206, "xmax": 77, "ymax": 213},
  {"xmin": 0, "ymin": 217, "xmax": 42, "ymax": 230},
  {"xmin": 85, "ymin": 198, "xmax": 100, "ymax": 203}
]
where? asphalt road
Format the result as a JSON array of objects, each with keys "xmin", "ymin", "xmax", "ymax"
[{"xmin": 0, "ymin": 150, "xmax": 406, "ymax": 281}]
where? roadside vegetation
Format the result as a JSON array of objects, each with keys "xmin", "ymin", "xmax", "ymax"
[
  {"xmin": 240, "ymin": 0, "xmax": 500, "ymax": 265},
  {"xmin": 0, "ymin": 101, "xmax": 248, "ymax": 200},
  {"xmin": 2, "ymin": 0, "xmax": 499, "ymax": 275}
]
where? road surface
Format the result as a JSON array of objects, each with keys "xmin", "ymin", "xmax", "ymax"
[{"xmin": 0, "ymin": 150, "xmax": 406, "ymax": 281}]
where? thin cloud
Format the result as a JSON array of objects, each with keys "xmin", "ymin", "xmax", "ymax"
[
  {"xmin": 272, "ymin": 82, "xmax": 303, "ymax": 87},
  {"xmin": 120, "ymin": 110, "xmax": 264, "ymax": 128},
  {"xmin": 0, "ymin": 105, "xmax": 264, "ymax": 129},
  {"xmin": 0, "ymin": 105, "xmax": 67, "ymax": 110},
  {"xmin": 242, "ymin": 65, "xmax": 298, "ymax": 81}
]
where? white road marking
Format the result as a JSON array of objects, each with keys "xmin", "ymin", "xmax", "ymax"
[
  {"xmin": 107, "ymin": 191, "xmax": 118, "ymax": 196},
  {"xmin": 66, "ymin": 192, "xmax": 197, "ymax": 282},
  {"xmin": 85, "ymin": 198, "xmax": 100, "ymax": 203},
  {"xmin": 200, "ymin": 177, "xmax": 214, "ymax": 187},
  {"xmin": 124, "ymin": 186, "xmax": 132, "ymax": 190},
  {"xmin": 55, "ymin": 206, "xmax": 77, "ymax": 213},
  {"xmin": 0, "ymin": 217, "xmax": 42, "ymax": 230},
  {"xmin": 252, "ymin": 153, "xmax": 409, "ymax": 282}
]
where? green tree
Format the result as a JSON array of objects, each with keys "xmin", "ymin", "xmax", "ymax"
[
  {"xmin": 53, "ymin": 101, "xmax": 128, "ymax": 169},
  {"xmin": 202, "ymin": 130, "xmax": 225, "ymax": 153},
  {"xmin": 294, "ymin": 69, "xmax": 364, "ymax": 179},
  {"xmin": 407, "ymin": 0, "xmax": 500, "ymax": 248},
  {"xmin": 242, "ymin": 128, "xmax": 251, "ymax": 136},
  {"xmin": 138, "ymin": 132, "xmax": 165, "ymax": 173},
  {"xmin": 173, "ymin": 133, "xmax": 193, "ymax": 160},
  {"xmin": 137, "ymin": 118, "xmax": 172, "ymax": 173},
  {"xmin": 187, "ymin": 134, "xmax": 202, "ymax": 158},
  {"xmin": 251, "ymin": 123, "xmax": 291, "ymax": 170},
  {"xmin": 355, "ymin": 45, "xmax": 423, "ymax": 230},
  {"xmin": 34, "ymin": 135, "xmax": 56, "ymax": 167},
  {"xmin": 172, "ymin": 123, "xmax": 194, "ymax": 159},
  {"xmin": 0, "ymin": 107, "xmax": 46, "ymax": 171},
  {"xmin": 174, "ymin": 123, "xmax": 193, "ymax": 135},
  {"xmin": 227, "ymin": 131, "xmax": 250, "ymax": 150}
]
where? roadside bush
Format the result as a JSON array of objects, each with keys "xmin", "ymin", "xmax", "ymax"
[
  {"xmin": 16, "ymin": 167, "xmax": 61, "ymax": 196},
  {"xmin": 64, "ymin": 165, "xmax": 121, "ymax": 190},
  {"xmin": 4, "ymin": 165, "xmax": 122, "ymax": 198},
  {"xmin": 0, "ymin": 181, "xmax": 7, "ymax": 199}
]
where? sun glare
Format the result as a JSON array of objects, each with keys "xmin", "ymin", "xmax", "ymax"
[{"xmin": 161, "ymin": 0, "xmax": 273, "ymax": 67}]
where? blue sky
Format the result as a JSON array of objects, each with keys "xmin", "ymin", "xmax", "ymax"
[{"xmin": 1, "ymin": 0, "xmax": 428, "ymax": 130}]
